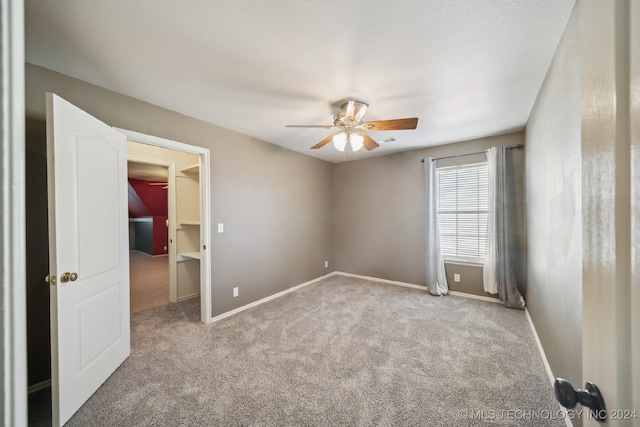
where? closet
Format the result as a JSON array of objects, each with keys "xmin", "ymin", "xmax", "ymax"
[{"xmin": 127, "ymin": 141, "xmax": 202, "ymax": 302}]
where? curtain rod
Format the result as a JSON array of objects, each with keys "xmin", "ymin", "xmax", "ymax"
[{"xmin": 420, "ymin": 144, "xmax": 524, "ymax": 163}]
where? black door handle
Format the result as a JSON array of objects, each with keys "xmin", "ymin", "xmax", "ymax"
[{"xmin": 554, "ymin": 378, "xmax": 607, "ymax": 422}]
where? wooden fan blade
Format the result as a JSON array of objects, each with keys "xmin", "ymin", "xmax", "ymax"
[
  {"xmin": 359, "ymin": 132, "xmax": 380, "ymax": 151},
  {"xmin": 364, "ymin": 118, "xmax": 418, "ymax": 131},
  {"xmin": 285, "ymin": 124, "xmax": 336, "ymax": 129},
  {"xmin": 311, "ymin": 133, "xmax": 336, "ymax": 150}
]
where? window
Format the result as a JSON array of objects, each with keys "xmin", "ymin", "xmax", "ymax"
[{"xmin": 436, "ymin": 162, "xmax": 489, "ymax": 263}]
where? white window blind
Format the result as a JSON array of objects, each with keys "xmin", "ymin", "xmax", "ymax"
[{"xmin": 436, "ymin": 162, "xmax": 489, "ymax": 262}]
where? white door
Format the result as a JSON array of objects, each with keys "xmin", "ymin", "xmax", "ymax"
[
  {"xmin": 580, "ymin": 1, "xmax": 638, "ymax": 425},
  {"xmin": 46, "ymin": 93, "xmax": 130, "ymax": 426}
]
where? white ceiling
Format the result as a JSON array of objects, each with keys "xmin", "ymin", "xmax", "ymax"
[{"xmin": 25, "ymin": 0, "xmax": 575, "ymax": 163}]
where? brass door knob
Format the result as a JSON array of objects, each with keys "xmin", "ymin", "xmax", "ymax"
[{"xmin": 58, "ymin": 272, "xmax": 78, "ymax": 283}]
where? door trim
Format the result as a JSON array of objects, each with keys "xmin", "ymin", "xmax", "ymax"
[
  {"xmin": 115, "ymin": 128, "xmax": 212, "ymax": 323},
  {"xmin": 127, "ymin": 156, "xmax": 177, "ymax": 302},
  {"xmin": 1, "ymin": 0, "xmax": 27, "ymax": 423}
]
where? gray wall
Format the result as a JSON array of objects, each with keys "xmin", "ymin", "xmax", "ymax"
[
  {"xmin": 334, "ymin": 131, "xmax": 526, "ymax": 298},
  {"xmin": 525, "ymin": 2, "xmax": 582, "ymax": 391},
  {"xmin": 25, "ymin": 64, "xmax": 334, "ymax": 321}
]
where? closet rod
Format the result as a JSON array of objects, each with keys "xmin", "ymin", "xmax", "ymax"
[{"xmin": 419, "ymin": 144, "xmax": 524, "ymax": 163}]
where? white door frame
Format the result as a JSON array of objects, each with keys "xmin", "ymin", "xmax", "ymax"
[
  {"xmin": 127, "ymin": 156, "xmax": 178, "ymax": 302},
  {"xmin": 1, "ymin": 0, "xmax": 27, "ymax": 424},
  {"xmin": 581, "ymin": 0, "xmax": 637, "ymax": 423},
  {"xmin": 116, "ymin": 128, "xmax": 212, "ymax": 323}
]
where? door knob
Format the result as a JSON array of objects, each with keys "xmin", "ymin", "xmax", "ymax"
[
  {"xmin": 59, "ymin": 272, "xmax": 78, "ymax": 283},
  {"xmin": 554, "ymin": 378, "xmax": 607, "ymax": 421}
]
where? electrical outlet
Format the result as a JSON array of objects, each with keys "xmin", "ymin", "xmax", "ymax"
[
  {"xmin": 233, "ymin": 287, "xmax": 238, "ymax": 297},
  {"xmin": 324, "ymin": 261, "xmax": 328, "ymax": 268},
  {"xmin": 218, "ymin": 223, "xmax": 224, "ymax": 233},
  {"xmin": 454, "ymin": 274, "xmax": 461, "ymax": 282},
  {"xmin": 163, "ymin": 246, "xmax": 167, "ymax": 251}
]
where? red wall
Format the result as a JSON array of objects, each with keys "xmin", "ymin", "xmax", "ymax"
[
  {"xmin": 129, "ymin": 179, "xmax": 168, "ymax": 216},
  {"xmin": 152, "ymin": 216, "xmax": 169, "ymax": 255},
  {"xmin": 128, "ymin": 179, "xmax": 169, "ymax": 255}
]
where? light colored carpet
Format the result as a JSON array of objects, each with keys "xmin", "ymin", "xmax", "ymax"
[
  {"xmin": 129, "ymin": 251, "xmax": 169, "ymax": 313},
  {"xmin": 32, "ymin": 275, "xmax": 565, "ymax": 426}
]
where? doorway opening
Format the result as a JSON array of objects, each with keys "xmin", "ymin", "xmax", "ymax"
[
  {"xmin": 127, "ymin": 161, "xmax": 172, "ymax": 313},
  {"xmin": 121, "ymin": 129, "xmax": 212, "ymax": 324},
  {"xmin": 27, "ymin": 95, "xmax": 213, "ymax": 426},
  {"xmin": 26, "ymin": 130, "xmax": 212, "ymax": 424}
]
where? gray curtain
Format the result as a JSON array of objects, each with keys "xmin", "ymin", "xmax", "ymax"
[
  {"xmin": 483, "ymin": 147, "xmax": 525, "ymax": 309},
  {"xmin": 424, "ymin": 157, "xmax": 448, "ymax": 296}
]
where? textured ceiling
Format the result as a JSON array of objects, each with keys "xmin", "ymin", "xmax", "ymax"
[{"xmin": 25, "ymin": 0, "xmax": 575, "ymax": 163}]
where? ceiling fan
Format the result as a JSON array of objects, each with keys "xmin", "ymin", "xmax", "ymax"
[{"xmin": 286, "ymin": 99, "xmax": 418, "ymax": 152}]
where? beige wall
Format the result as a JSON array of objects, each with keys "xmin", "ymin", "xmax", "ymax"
[
  {"xmin": 25, "ymin": 64, "xmax": 335, "ymax": 321},
  {"xmin": 128, "ymin": 141, "xmax": 200, "ymax": 171},
  {"xmin": 525, "ymin": 2, "xmax": 582, "ymax": 394},
  {"xmin": 333, "ymin": 131, "xmax": 526, "ymax": 297}
]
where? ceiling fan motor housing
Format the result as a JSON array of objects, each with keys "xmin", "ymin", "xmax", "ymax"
[{"xmin": 333, "ymin": 100, "xmax": 369, "ymax": 127}]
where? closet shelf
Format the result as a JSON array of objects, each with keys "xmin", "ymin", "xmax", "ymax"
[
  {"xmin": 179, "ymin": 221, "xmax": 200, "ymax": 226},
  {"xmin": 181, "ymin": 163, "xmax": 199, "ymax": 173},
  {"xmin": 177, "ymin": 251, "xmax": 201, "ymax": 262}
]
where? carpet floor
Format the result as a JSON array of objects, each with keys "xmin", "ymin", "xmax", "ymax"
[
  {"xmin": 129, "ymin": 251, "xmax": 169, "ymax": 313},
  {"xmin": 30, "ymin": 274, "xmax": 565, "ymax": 426}
]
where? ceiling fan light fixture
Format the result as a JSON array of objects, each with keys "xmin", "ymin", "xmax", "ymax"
[
  {"xmin": 286, "ymin": 99, "xmax": 417, "ymax": 152},
  {"xmin": 332, "ymin": 132, "xmax": 347, "ymax": 151},
  {"xmin": 349, "ymin": 133, "xmax": 364, "ymax": 152}
]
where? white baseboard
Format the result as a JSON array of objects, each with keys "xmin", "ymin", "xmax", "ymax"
[
  {"xmin": 334, "ymin": 271, "xmax": 502, "ymax": 304},
  {"xmin": 178, "ymin": 292, "xmax": 199, "ymax": 302},
  {"xmin": 525, "ymin": 309, "xmax": 572, "ymax": 427},
  {"xmin": 448, "ymin": 290, "xmax": 501, "ymax": 304},
  {"xmin": 209, "ymin": 272, "xmax": 336, "ymax": 323},
  {"xmin": 28, "ymin": 379, "xmax": 51, "ymax": 394},
  {"xmin": 209, "ymin": 271, "xmax": 506, "ymax": 324},
  {"xmin": 333, "ymin": 271, "xmax": 429, "ymax": 291}
]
